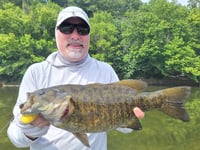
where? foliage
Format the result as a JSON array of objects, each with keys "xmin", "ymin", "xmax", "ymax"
[
  {"xmin": 0, "ymin": 2, "xmax": 59, "ymax": 82},
  {"xmin": 0, "ymin": 0, "xmax": 200, "ymax": 83},
  {"xmin": 90, "ymin": 12, "xmax": 119, "ymax": 62},
  {"xmin": 67, "ymin": 0, "xmax": 142, "ymax": 17},
  {"xmin": 119, "ymin": 0, "xmax": 200, "ymax": 81}
]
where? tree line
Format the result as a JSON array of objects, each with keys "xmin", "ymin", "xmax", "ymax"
[{"xmin": 0, "ymin": 0, "xmax": 200, "ymax": 83}]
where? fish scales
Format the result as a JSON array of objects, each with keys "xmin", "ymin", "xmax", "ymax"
[
  {"xmin": 60, "ymin": 84, "xmax": 137, "ymax": 132},
  {"xmin": 20, "ymin": 79, "xmax": 191, "ymax": 147},
  {"xmin": 133, "ymin": 94, "xmax": 164, "ymax": 111}
]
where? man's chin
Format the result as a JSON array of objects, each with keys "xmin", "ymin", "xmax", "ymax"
[{"xmin": 66, "ymin": 52, "xmax": 85, "ymax": 62}]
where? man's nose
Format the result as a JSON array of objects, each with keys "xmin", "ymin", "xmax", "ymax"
[{"xmin": 71, "ymin": 28, "xmax": 80, "ymax": 38}]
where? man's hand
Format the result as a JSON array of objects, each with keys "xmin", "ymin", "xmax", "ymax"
[
  {"xmin": 14, "ymin": 114, "xmax": 50, "ymax": 140},
  {"xmin": 133, "ymin": 107, "xmax": 145, "ymax": 119},
  {"xmin": 24, "ymin": 115, "xmax": 50, "ymax": 140}
]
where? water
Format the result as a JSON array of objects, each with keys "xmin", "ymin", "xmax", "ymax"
[
  {"xmin": 0, "ymin": 87, "xmax": 28, "ymax": 150},
  {"xmin": 0, "ymin": 86, "xmax": 199, "ymax": 150}
]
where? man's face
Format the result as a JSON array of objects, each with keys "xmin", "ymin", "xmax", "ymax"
[{"xmin": 56, "ymin": 17, "xmax": 90, "ymax": 62}]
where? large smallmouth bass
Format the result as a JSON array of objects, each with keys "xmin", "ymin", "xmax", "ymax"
[{"xmin": 20, "ymin": 79, "xmax": 190, "ymax": 147}]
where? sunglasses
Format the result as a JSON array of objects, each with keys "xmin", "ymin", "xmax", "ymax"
[{"xmin": 57, "ymin": 22, "xmax": 90, "ymax": 35}]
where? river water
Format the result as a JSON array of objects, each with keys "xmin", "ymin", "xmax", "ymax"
[{"xmin": 0, "ymin": 86, "xmax": 199, "ymax": 150}]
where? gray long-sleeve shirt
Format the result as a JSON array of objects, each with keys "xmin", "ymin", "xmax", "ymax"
[{"xmin": 7, "ymin": 52, "xmax": 120, "ymax": 150}]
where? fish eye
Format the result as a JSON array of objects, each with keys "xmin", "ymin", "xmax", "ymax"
[
  {"xmin": 38, "ymin": 90, "xmax": 45, "ymax": 96},
  {"xmin": 19, "ymin": 103, "xmax": 24, "ymax": 109}
]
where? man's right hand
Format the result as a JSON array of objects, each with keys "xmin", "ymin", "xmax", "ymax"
[{"xmin": 14, "ymin": 114, "xmax": 50, "ymax": 140}]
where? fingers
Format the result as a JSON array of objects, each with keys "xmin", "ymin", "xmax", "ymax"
[
  {"xmin": 14, "ymin": 114, "xmax": 50, "ymax": 138},
  {"xmin": 133, "ymin": 107, "xmax": 145, "ymax": 119},
  {"xmin": 31, "ymin": 115, "xmax": 50, "ymax": 128}
]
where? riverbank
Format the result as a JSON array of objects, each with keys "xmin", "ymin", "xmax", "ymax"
[{"xmin": 0, "ymin": 82, "xmax": 19, "ymax": 88}]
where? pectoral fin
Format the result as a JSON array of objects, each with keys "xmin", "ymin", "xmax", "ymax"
[
  {"xmin": 73, "ymin": 132, "xmax": 90, "ymax": 147},
  {"xmin": 123, "ymin": 118, "xmax": 142, "ymax": 130}
]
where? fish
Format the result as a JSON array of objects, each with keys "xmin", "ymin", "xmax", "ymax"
[{"xmin": 20, "ymin": 79, "xmax": 191, "ymax": 147}]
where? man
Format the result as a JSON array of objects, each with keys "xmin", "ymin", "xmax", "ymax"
[{"xmin": 7, "ymin": 6, "xmax": 144, "ymax": 150}]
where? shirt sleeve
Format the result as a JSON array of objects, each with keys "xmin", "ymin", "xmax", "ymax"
[
  {"xmin": 7, "ymin": 120, "xmax": 38, "ymax": 147},
  {"xmin": 7, "ymin": 65, "xmax": 39, "ymax": 148}
]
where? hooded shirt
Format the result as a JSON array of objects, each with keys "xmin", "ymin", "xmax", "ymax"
[{"xmin": 7, "ymin": 51, "xmax": 120, "ymax": 150}]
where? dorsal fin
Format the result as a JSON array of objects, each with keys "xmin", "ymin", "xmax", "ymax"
[{"xmin": 114, "ymin": 79, "xmax": 148, "ymax": 92}]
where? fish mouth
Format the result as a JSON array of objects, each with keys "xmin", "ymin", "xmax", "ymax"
[
  {"xmin": 20, "ymin": 103, "xmax": 33, "ymax": 114},
  {"xmin": 60, "ymin": 105, "xmax": 70, "ymax": 120}
]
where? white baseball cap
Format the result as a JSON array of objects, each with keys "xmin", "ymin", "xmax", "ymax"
[{"xmin": 56, "ymin": 6, "xmax": 90, "ymax": 27}]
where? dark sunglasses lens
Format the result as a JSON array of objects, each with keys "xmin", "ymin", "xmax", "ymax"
[
  {"xmin": 58, "ymin": 23, "xmax": 90, "ymax": 35},
  {"xmin": 77, "ymin": 25, "xmax": 90, "ymax": 35},
  {"xmin": 59, "ymin": 25, "xmax": 74, "ymax": 34}
]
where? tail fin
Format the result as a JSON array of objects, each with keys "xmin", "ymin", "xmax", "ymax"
[{"xmin": 159, "ymin": 86, "xmax": 191, "ymax": 122}]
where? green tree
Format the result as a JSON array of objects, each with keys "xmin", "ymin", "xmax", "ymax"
[
  {"xmin": 188, "ymin": 8, "xmax": 200, "ymax": 55},
  {"xmin": 188, "ymin": 0, "xmax": 200, "ymax": 8},
  {"xmin": 67, "ymin": 0, "xmax": 142, "ymax": 17},
  {"xmin": 0, "ymin": 0, "xmax": 199, "ymax": 83},
  {"xmin": 0, "ymin": 3, "xmax": 28, "ymax": 36},
  {"xmin": 90, "ymin": 12, "xmax": 119, "ymax": 63},
  {"xmin": 0, "ymin": 2, "xmax": 60, "ymax": 81},
  {"xmin": 164, "ymin": 37, "xmax": 200, "ymax": 81},
  {"xmin": 119, "ymin": 0, "xmax": 200, "ymax": 82}
]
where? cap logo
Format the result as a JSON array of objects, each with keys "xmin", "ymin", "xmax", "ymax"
[{"xmin": 72, "ymin": 11, "xmax": 75, "ymax": 15}]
